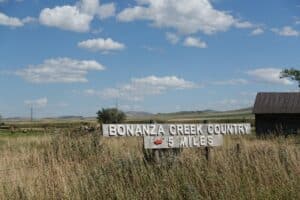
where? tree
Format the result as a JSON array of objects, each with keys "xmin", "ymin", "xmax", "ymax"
[
  {"xmin": 0, "ymin": 114, "xmax": 3, "ymax": 126},
  {"xmin": 280, "ymin": 68, "xmax": 300, "ymax": 88},
  {"xmin": 97, "ymin": 108, "xmax": 126, "ymax": 124}
]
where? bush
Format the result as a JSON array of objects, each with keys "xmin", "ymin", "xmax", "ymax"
[
  {"xmin": 97, "ymin": 108, "xmax": 126, "ymax": 124},
  {"xmin": 0, "ymin": 115, "xmax": 4, "ymax": 126}
]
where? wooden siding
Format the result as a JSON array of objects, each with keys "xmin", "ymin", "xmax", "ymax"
[{"xmin": 255, "ymin": 114, "xmax": 300, "ymax": 135}]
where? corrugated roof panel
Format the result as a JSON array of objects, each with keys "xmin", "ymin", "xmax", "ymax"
[{"xmin": 253, "ymin": 92, "xmax": 300, "ymax": 114}]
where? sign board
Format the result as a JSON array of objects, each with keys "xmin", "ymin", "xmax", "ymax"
[
  {"xmin": 102, "ymin": 123, "xmax": 251, "ymax": 137},
  {"xmin": 102, "ymin": 123, "xmax": 251, "ymax": 149},
  {"xmin": 144, "ymin": 135, "xmax": 223, "ymax": 149}
]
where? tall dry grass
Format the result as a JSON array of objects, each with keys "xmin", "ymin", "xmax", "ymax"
[{"xmin": 0, "ymin": 132, "xmax": 299, "ymax": 199}]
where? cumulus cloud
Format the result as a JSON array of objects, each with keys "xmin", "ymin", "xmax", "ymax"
[
  {"xmin": 0, "ymin": 12, "xmax": 35, "ymax": 27},
  {"xmin": 251, "ymin": 28, "xmax": 264, "ymax": 36},
  {"xmin": 78, "ymin": 38, "xmax": 125, "ymax": 53},
  {"xmin": 24, "ymin": 97, "xmax": 48, "ymax": 108},
  {"xmin": 16, "ymin": 57, "xmax": 105, "ymax": 83},
  {"xmin": 117, "ymin": 0, "xmax": 252, "ymax": 35},
  {"xmin": 85, "ymin": 76, "xmax": 198, "ymax": 101},
  {"xmin": 21, "ymin": 16, "xmax": 36, "ymax": 23},
  {"xmin": 0, "ymin": 12, "xmax": 23, "ymax": 27},
  {"xmin": 213, "ymin": 79, "xmax": 248, "ymax": 85},
  {"xmin": 271, "ymin": 26, "xmax": 299, "ymax": 37},
  {"xmin": 247, "ymin": 68, "xmax": 293, "ymax": 85},
  {"xmin": 234, "ymin": 21, "xmax": 255, "ymax": 29},
  {"xmin": 39, "ymin": 6, "xmax": 93, "ymax": 32},
  {"xmin": 77, "ymin": 0, "xmax": 100, "ymax": 15},
  {"xmin": 39, "ymin": 0, "xmax": 115, "ymax": 32},
  {"xmin": 165, "ymin": 32, "xmax": 180, "ymax": 44},
  {"xmin": 97, "ymin": 3, "xmax": 115, "ymax": 19},
  {"xmin": 132, "ymin": 76, "xmax": 197, "ymax": 88},
  {"xmin": 183, "ymin": 37, "xmax": 207, "ymax": 48}
]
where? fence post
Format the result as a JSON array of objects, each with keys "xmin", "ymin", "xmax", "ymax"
[
  {"xmin": 205, "ymin": 147, "xmax": 210, "ymax": 162},
  {"xmin": 153, "ymin": 149, "xmax": 161, "ymax": 163},
  {"xmin": 236, "ymin": 143, "xmax": 241, "ymax": 159},
  {"xmin": 236, "ymin": 143, "xmax": 240, "ymax": 154}
]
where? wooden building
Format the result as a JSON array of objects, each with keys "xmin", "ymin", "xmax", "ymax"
[{"xmin": 253, "ymin": 92, "xmax": 300, "ymax": 135}]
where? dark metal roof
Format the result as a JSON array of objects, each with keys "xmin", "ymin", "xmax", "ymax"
[{"xmin": 253, "ymin": 92, "xmax": 300, "ymax": 114}]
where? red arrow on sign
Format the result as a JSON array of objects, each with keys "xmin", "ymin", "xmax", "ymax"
[{"xmin": 154, "ymin": 138, "xmax": 163, "ymax": 145}]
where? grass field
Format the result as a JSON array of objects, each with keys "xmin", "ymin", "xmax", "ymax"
[
  {"xmin": 0, "ymin": 111, "xmax": 299, "ymax": 199},
  {"xmin": 126, "ymin": 108, "xmax": 254, "ymax": 124}
]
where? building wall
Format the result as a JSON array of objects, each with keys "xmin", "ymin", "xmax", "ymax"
[{"xmin": 255, "ymin": 114, "xmax": 300, "ymax": 135}]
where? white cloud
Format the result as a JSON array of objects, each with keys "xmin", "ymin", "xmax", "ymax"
[
  {"xmin": 85, "ymin": 76, "xmax": 198, "ymax": 101},
  {"xmin": 0, "ymin": 12, "xmax": 35, "ymax": 27},
  {"xmin": 39, "ymin": 6, "xmax": 93, "ymax": 32},
  {"xmin": 77, "ymin": 0, "xmax": 100, "ymax": 15},
  {"xmin": 132, "ymin": 76, "xmax": 197, "ymax": 89},
  {"xmin": 78, "ymin": 0, "xmax": 115, "ymax": 19},
  {"xmin": 91, "ymin": 28, "xmax": 103, "ymax": 34},
  {"xmin": 25, "ymin": 97, "xmax": 48, "ymax": 108},
  {"xmin": 97, "ymin": 3, "xmax": 116, "ymax": 19},
  {"xmin": 21, "ymin": 16, "xmax": 36, "ymax": 24},
  {"xmin": 16, "ymin": 57, "xmax": 105, "ymax": 83},
  {"xmin": 247, "ymin": 68, "xmax": 293, "ymax": 85},
  {"xmin": 117, "ymin": 0, "xmax": 251, "ymax": 35},
  {"xmin": 183, "ymin": 37, "xmax": 207, "ymax": 48},
  {"xmin": 251, "ymin": 28, "xmax": 264, "ymax": 36},
  {"xmin": 234, "ymin": 21, "xmax": 255, "ymax": 29},
  {"xmin": 39, "ymin": 0, "xmax": 115, "ymax": 32},
  {"xmin": 165, "ymin": 32, "xmax": 180, "ymax": 44},
  {"xmin": 0, "ymin": 12, "xmax": 23, "ymax": 27},
  {"xmin": 271, "ymin": 26, "xmax": 299, "ymax": 37},
  {"xmin": 78, "ymin": 38, "xmax": 125, "ymax": 53},
  {"xmin": 213, "ymin": 78, "xmax": 248, "ymax": 85},
  {"xmin": 84, "ymin": 89, "xmax": 98, "ymax": 95}
]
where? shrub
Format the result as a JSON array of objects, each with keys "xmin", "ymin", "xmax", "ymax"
[{"xmin": 97, "ymin": 108, "xmax": 126, "ymax": 124}]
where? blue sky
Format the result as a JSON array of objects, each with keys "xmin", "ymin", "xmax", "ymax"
[{"xmin": 0, "ymin": 0, "xmax": 299, "ymax": 118}]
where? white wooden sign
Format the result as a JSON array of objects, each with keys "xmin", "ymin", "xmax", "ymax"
[
  {"xmin": 144, "ymin": 135, "xmax": 223, "ymax": 149},
  {"xmin": 102, "ymin": 123, "xmax": 251, "ymax": 137},
  {"xmin": 102, "ymin": 123, "xmax": 251, "ymax": 149}
]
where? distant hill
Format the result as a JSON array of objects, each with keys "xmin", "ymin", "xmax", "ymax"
[
  {"xmin": 57, "ymin": 116, "xmax": 84, "ymax": 119},
  {"xmin": 158, "ymin": 109, "xmax": 218, "ymax": 116},
  {"xmin": 4, "ymin": 117, "xmax": 29, "ymax": 122},
  {"xmin": 125, "ymin": 111, "xmax": 153, "ymax": 118},
  {"xmin": 3, "ymin": 107, "xmax": 254, "ymax": 123},
  {"xmin": 225, "ymin": 107, "xmax": 253, "ymax": 114}
]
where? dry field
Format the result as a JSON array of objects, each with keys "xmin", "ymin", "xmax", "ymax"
[{"xmin": 0, "ymin": 129, "xmax": 299, "ymax": 200}]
